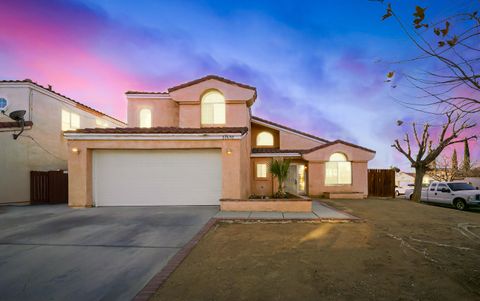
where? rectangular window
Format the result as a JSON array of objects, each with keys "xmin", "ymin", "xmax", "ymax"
[
  {"xmin": 61, "ymin": 110, "xmax": 80, "ymax": 131},
  {"xmin": 140, "ymin": 109, "xmax": 152, "ymax": 128},
  {"xmin": 61, "ymin": 110, "xmax": 70, "ymax": 131},
  {"xmin": 96, "ymin": 119, "xmax": 108, "ymax": 127},
  {"xmin": 436, "ymin": 184, "xmax": 448, "ymax": 191},
  {"xmin": 325, "ymin": 162, "xmax": 352, "ymax": 185},
  {"xmin": 70, "ymin": 113, "xmax": 80, "ymax": 129},
  {"xmin": 256, "ymin": 163, "xmax": 267, "ymax": 178}
]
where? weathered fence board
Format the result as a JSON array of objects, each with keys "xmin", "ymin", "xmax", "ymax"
[
  {"xmin": 368, "ymin": 169, "xmax": 395, "ymax": 197},
  {"xmin": 30, "ymin": 170, "xmax": 68, "ymax": 204}
]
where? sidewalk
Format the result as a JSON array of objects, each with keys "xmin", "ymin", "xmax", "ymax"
[{"xmin": 214, "ymin": 200, "xmax": 358, "ymax": 220}]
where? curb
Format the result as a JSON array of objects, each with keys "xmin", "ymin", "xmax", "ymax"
[
  {"xmin": 133, "ymin": 218, "xmax": 217, "ymax": 301},
  {"xmin": 316, "ymin": 201, "xmax": 360, "ymax": 220}
]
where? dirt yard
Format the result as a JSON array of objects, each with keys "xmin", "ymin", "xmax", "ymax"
[{"xmin": 151, "ymin": 199, "xmax": 480, "ymax": 301}]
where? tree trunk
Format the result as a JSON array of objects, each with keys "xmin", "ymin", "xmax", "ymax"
[{"xmin": 411, "ymin": 167, "xmax": 426, "ymax": 202}]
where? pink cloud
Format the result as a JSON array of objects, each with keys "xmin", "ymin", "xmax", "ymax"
[{"xmin": 0, "ymin": 0, "xmax": 173, "ymax": 120}]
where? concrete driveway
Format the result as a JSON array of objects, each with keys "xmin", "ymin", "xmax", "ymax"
[{"xmin": 0, "ymin": 204, "xmax": 218, "ymax": 301}]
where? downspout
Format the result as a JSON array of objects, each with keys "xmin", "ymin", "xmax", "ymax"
[{"xmin": 28, "ymin": 87, "xmax": 33, "ymax": 121}]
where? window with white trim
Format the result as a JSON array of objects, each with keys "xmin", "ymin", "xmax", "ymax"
[
  {"xmin": 256, "ymin": 131, "xmax": 274, "ymax": 146},
  {"xmin": 61, "ymin": 110, "xmax": 80, "ymax": 131},
  {"xmin": 325, "ymin": 152, "xmax": 352, "ymax": 185},
  {"xmin": 201, "ymin": 90, "xmax": 225, "ymax": 125},
  {"xmin": 139, "ymin": 108, "xmax": 152, "ymax": 128},
  {"xmin": 256, "ymin": 163, "xmax": 268, "ymax": 178}
]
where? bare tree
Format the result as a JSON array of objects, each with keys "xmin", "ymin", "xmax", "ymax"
[
  {"xmin": 427, "ymin": 154, "xmax": 461, "ymax": 182},
  {"xmin": 379, "ymin": 2, "xmax": 480, "ymax": 114},
  {"xmin": 392, "ymin": 112, "xmax": 476, "ymax": 201}
]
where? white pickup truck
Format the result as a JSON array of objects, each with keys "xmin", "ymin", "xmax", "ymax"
[{"xmin": 405, "ymin": 181, "xmax": 480, "ymax": 211}]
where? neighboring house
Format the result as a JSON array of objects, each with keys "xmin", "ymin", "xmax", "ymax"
[
  {"xmin": 395, "ymin": 171, "xmax": 415, "ymax": 187},
  {"xmin": 64, "ymin": 75, "xmax": 376, "ymax": 207},
  {"xmin": 396, "ymin": 171, "xmax": 433, "ymax": 187},
  {"xmin": 0, "ymin": 79, "xmax": 125, "ymax": 204},
  {"xmin": 465, "ymin": 177, "xmax": 480, "ymax": 189}
]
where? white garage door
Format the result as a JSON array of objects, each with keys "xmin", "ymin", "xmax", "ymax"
[{"xmin": 93, "ymin": 149, "xmax": 222, "ymax": 206}]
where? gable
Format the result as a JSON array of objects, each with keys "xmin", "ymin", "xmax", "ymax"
[
  {"xmin": 168, "ymin": 76, "xmax": 256, "ymax": 106},
  {"xmin": 302, "ymin": 140, "xmax": 375, "ymax": 162},
  {"xmin": 251, "ymin": 116, "xmax": 328, "ymax": 151}
]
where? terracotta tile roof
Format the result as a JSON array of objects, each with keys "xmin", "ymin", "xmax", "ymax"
[
  {"xmin": 305, "ymin": 139, "xmax": 376, "ymax": 154},
  {"xmin": 125, "ymin": 91, "xmax": 169, "ymax": 95},
  {"xmin": 0, "ymin": 79, "xmax": 125, "ymax": 125},
  {"xmin": 168, "ymin": 75, "xmax": 257, "ymax": 92},
  {"xmin": 252, "ymin": 116, "xmax": 330, "ymax": 143},
  {"xmin": 0, "ymin": 121, "xmax": 33, "ymax": 129},
  {"xmin": 252, "ymin": 148, "xmax": 307, "ymax": 154},
  {"xmin": 65, "ymin": 126, "xmax": 249, "ymax": 134}
]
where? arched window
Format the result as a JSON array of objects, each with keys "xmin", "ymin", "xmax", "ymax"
[
  {"xmin": 139, "ymin": 108, "xmax": 152, "ymax": 128},
  {"xmin": 256, "ymin": 131, "xmax": 274, "ymax": 146},
  {"xmin": 201, "ymin": 90, "xmax": 225, "ymax": 125},
  {"xmin": 325, "ymin": 152, "xmax": 352, "ymax": 185}
]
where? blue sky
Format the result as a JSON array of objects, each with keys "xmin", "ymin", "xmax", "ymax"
[{"xmin": 0, "ymin": 0, "xmax": 477, "ymax": 169}]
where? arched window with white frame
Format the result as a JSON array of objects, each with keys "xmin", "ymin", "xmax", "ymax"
[
  {"xmin": 325, "ymin": 152, "xmax": 352, "ymax": 185},
  {"xmin": 139, "ymin": 108, "xmax": 152, "ymax": 128},
  {"xmin": 256, "ymin": 131, "xmax": 274, "ymax": 146},
  {"xmin": 201, "ymin": 90, "xmax": 225, "ymax": 125}
]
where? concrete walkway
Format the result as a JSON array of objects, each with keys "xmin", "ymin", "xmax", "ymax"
[{"xmin": 214, "ymin": 200, "xmax": 357, "ymax": 220}]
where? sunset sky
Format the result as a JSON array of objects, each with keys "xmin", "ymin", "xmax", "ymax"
[{"xmin": 0, "ymin": 0, "xmax": 478, "ymax": 169}]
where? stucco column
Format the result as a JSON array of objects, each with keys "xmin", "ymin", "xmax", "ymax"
[
  {"xmin": 221, "ymin": 139, "xmax": 245, "ymax": 199},
  {"xmin": 67, "ymin": 141, "xmax": 92, "ymax": 207},
  {"xmin": 307, "ymin": 162, "xmax": 325, "ymax": 196}
]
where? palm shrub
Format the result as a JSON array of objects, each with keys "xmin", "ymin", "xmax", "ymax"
[{"xmin": 269, "ymin": 158, "xmax": 291, "ymax": 197}]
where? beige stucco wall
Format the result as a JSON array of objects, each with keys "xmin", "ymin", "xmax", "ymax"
[
  {"xmin": 251, "ymin": 123, "xmax": 279, "ymax": 148},
  {"xmin": 177, "ymin": 100, "xmax": 251, "ymax": 128},
  {"xmin": 279, "ymin": 131, "xmax": 323, "ymax": 150},
  {"xmin": 0, "ymin": 83, "xmax": 124, "ymax": 204},
  {"xmin": 127, "ymin": 80, "xmax": 254, "ymax": 129},
  {"xmin": 172, "ymin": 79, "xmax": 254, "ymax": 128},
  {"xmin": 66, "ymin": 137, "xmax": 251, "ymax": 207},
  {"xmin": 308, "ymin": 161, "xmax": 368, "ymax": 196},
  {"xmin": 250, "ymin": 157, "xmax": 274, "ymax": 196},
  {"xmin": 303, "ymin": 142, "xmax": 375, "ymax": 197},
  {"xmin": 127, "ymin": 97, "xmax": 178, "ymax": 127}
]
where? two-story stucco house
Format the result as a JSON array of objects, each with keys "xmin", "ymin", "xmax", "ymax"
[
  {"xmin": 64, "ymin": 75, "xmax": 375, "ymax": 207},
  {"xmin": 0, "ymin": 79, "xmax": 125, "ymax": 204}
]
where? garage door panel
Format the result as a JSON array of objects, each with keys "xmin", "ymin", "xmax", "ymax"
[{"xmin": 93, "ymin": 149, "xmax": 222, "ymax": 206}]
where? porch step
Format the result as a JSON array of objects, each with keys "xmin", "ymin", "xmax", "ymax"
[{"xmin": 325, "ymin": 192, "xmax": 365, "ymax": 199}]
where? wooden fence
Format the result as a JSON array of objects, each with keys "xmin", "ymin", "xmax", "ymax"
[
  {"xmin": 30, "ymin": 170, "xmax": 68, "ymax": 204},
  {"xmin": 368, "ymin": 169, "xmax": 395, "ymax": 198}
]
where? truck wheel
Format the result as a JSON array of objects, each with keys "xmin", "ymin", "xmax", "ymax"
[
  {"xmin": 454, "ymin": 199, "xmax": 467, "ymax": 211},
  {"xmin": 409, "ymin": 194, "xmax": 413, "ymax": 200},
  {"xmin": 395, "ymin": 190, "xmax": 400, "ymax": 197}
]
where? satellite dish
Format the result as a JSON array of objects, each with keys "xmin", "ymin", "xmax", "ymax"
[
  {"xmin": 0, "ymin": 97, "xmax": 7, "ymax": 111},
  {"xmin": 9, "ymin": 110, "xmax": 26, "ymax": 121},
  {"xmin": 8, "ymin": 110, "xmax": 26, "ymax": 140}
]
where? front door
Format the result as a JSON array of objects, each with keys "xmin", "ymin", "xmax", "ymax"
[
  {"xmin": 285, "ymin": 165, "xmax": 297, "ymax": 194},
  {"xmin": 285, "ymin": 164, "xmax": 307, "ymax": 195}
]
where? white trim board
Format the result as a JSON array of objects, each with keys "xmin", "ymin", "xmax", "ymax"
[
  {"xmin": 64, "ymin": 132, "xmax": 247, "ymax": 141},
  {"xmin": 251, "ymin": 153, "xmax": 302, "ymax": 158}
]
